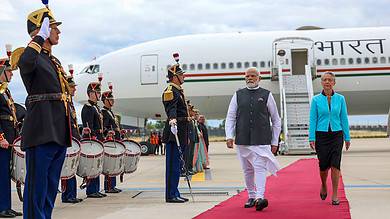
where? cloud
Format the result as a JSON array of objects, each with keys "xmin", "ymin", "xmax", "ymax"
[{"xmin": 1, "ymin": 0, "xmax": 389, "ymax": 120}]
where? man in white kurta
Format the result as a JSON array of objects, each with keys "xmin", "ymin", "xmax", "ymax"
[{"xmin": 225, "ymin": 67, "xmax": 281, "ymax": 211}]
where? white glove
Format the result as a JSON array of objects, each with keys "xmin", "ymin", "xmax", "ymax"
[
  {"xmin": 170, "ymin": 125, "xmax": 178, "ymax": 135},
  {"xmin": 169, "ymin": 119, "xmax": 177, "ymax": 126},
  {"xmin": 37, "ymin": 17, "xmax": 51, "ymax": 40}
]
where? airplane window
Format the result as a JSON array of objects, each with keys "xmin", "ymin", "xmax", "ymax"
[
  {"xmin": 252, "ymin": 62, "xmax": 258, "ymax": 67},
  {"xmin": 380, "ymin": 57, "xmax": 386, "ymax": 64},
  {"xmin": 340, "ymin": 58, "xmax": 346, "ymax": 65},
  {"xmin": 205, "ymin": 63, "xmax": 211, "ymax": 70},
  {"xmin": 388, "ymin": 57, "xmax": 390, "ymax": 63},
  {"xmin": 356, "ymin": 58, "xmax": 362, "ymax": 64},
  {"xmin": 372, "ymin": 57, "xmax": 378, "ymax": 64},
  {"xmin": 182, "ymin": 64, "xmax": 187, "ymax": 70},
  {"xmin": 229, "ymin": 62, "xmax": 234, "ymax": 69},
  {"xmin": 364, "ymin": 57, "xmax": 370, "ymax": 64},
  {"xmin": 260, "ymin": 61, "xmax": 265, "ymax": 68},
  {"xmin": 221, "ymin": 63, "xmax": 226, "ymax": 69},
  {"xmin": 348, "ymin": 58, "xmax": 354, "ymax": 64},
  {"xmin": 190, "ymin": 64, "xmax": 195, "ymax": 70},
  {"xmin": 316, "ymin": 59, "xmax": 322, "ymax": 66},
  {"xmin": 285, "ymin": 59, "xmax": 289, "ymax": 65},
  {"xmin": 332, "ymin": 58, "xmax": 338, "ymax": 65},
  {"xmin": 197, "ymin": 64, "xmax": 203, "ymax": 70},
  {"xmin": 268, "ymin": 61, "xmax": 271, "ymax": 67},
  {"xmin": 236, "ymin": 62, "xmax": 242, "ymax": 68},
  {"xmin": 213, "ymin": 63, "xmax": 218, "ymax": 69},
  {"xmin": 244, "ymin": 62, "xmax": 250, "ymax": 68},
  {"xmin": 324, "ymin": 59, "xmax": 330, "ymax": 65}
]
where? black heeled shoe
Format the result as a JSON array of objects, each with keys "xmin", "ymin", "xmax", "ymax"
[
  {"xmin": 320, "ymin": 192, "xmax": 327, "ymax": 200},
  {"xmin": 332, "ymin": 199, "xmax": 340, "ymax": 205}
]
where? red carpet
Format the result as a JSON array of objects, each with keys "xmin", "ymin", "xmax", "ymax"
[{"xmin": 194, "ymin": 158, "xmax": 351, "ymax": 219}]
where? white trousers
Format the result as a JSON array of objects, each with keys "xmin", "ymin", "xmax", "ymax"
[{"xmin": 236, "ymin": 145, "xmax": 280, "ymax": 199}]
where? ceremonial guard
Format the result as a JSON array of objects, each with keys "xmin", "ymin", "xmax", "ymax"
[
  {"xmin": 225, "ymin": 67, "xmax": 281, "ymax": 211},
  {"xmin": 162, "ymin": 54, "xmax": 189, "ymax": 203},
  {"xmin": 81, "ymin": 79, "xmax": 107, "ymax": 198},
  {"xmin": 101, "ymin": 87, "xmax": 123, "ymax": 193},
  {"xmin": 18, "ymin": 7, "xmax": 72, "ymax": 218},
  {"xmin": 0, "ymin": 46, "xmax": 22, "ymax": 218},
  {"xmin": 61, "ymin": 65, "xmax": 83, "ymax": 204}
]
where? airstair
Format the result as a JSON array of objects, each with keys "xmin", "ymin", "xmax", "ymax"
[{"xmin": 272, "ymin": 37, "xmax": 316, "ymax": 154}]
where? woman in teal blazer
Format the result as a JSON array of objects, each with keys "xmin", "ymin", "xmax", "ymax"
[{"xmin": 309, "ymin": 72, "xmax": 351, "ymax": 205}]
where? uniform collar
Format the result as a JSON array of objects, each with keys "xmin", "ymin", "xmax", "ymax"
[
  {"xmin": 103, "ymin": 106, "xmax": 112, "ymax": 111},
  {"xmin": 42, "ymin": 47, "xmax": 52, "ymax": 56},
  {"xmin": 169, "ymin": 82, "xmax": 183, "ymax": 91},
  {"xmin": 88, "ymin": 100, "xmax": 97, "ymax": 105}
]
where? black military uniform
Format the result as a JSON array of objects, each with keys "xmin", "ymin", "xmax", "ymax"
[
  {"xmin": 101, "ymin": 91, "xmax": 121, "ymax": 141},
  {"xmin": 81, "ymin": 83, "xmax": 103, "ymax": 141},
  {"xmin": 61, "ymin": 74, "xmax": 83, "ymax": 203},
  {"xmin": 162, "ymin": 62, "xmax": 189, "ymax": 203},
  {"xmin": 0, "ymin": 57, "xmax": 22, "ymax": 218},
  {"xmin": 101, "ymin": 90, "xmax": 123, "ymax": 193},
  {"xmin": 81, "ymin": 82, "xmax": 106, "ymax": 198},
  {"xmin": 18, "ymin": 7, "xmax": 71, "ymax": 219}
]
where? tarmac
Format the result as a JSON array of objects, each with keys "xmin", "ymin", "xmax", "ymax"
[{"xmin": 10, "ymin": 138, "xmax": 390, "ymax": 219}]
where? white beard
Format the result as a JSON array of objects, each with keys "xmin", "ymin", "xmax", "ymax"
[{"xmin": 246, "ymin": 82, "xmax": 259, "ymax": 88}]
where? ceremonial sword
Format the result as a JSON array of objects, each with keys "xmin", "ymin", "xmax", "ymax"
[{"xmin": 173, "ymin": 124, "xmax": 195, "ymax": 202}]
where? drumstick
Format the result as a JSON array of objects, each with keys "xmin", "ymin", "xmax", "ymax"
[
  {"xmin": 111, "ymin": 125, "xmax": 118, "ymax": 148},
  {"xmin": 86, "ymin": 122, "xmax": 94, "ymax": 147}
]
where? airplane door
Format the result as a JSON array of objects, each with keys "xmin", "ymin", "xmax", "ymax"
[
  {"xmin": 272, "ymin": 37, "xmax": 316, "ymax": 79},
  {"xmin": 140, "ymin": 55, "xmax": 158, "ymax": 85}
]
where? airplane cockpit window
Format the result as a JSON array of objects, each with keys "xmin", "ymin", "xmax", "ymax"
[
  {"xmin": 340, "ymin": 58, "xmax": 346, "ymax": 65},
  {"xmin": 332, "ymin": 58, "xmax": 338, "ymax": 65},
  {"xmin": 380, "ymin": 57, "xmax": 386, "ymax": 64},
  {"xmin": 197, "ymin": 64, "xmax": 203, "ymax": 70},
  {"xmin": 221, "ymin": 63, "xmax": 226, "ymax": 69},
  {"xmin": 348, "ymin": 58, "xmax": 354, "ymax": 65},
  {"xmin": 364, "ymin": 57, "xmax": 370, "ymax": 64},
  {"xmin": 356, "ymin": 58, "xmax": 362, "ymax": 64},
  {"xmin": 182, "ymin": 64, "xmax": 187, "ymax": 70},
  {"xmin": 252, "ymin": 62, "xmax": 258, "ymax": 67},
  {"xmin": 190, "ymin": 64, "xmax": 195, "ymax": 70},
  {"xmin": 205, "ymin": 63, "xmax": 211, "ymax": 70},
  {"xmin": 372, "ymin": 57, "xmax": 378, "ymax": 64},
  {"xmin": 82, "ymin": 64, "xmax": 100, "ymax": 74},
  {"xmin": 213, "ymin": 63, "xmax": 218, "ymax": 69},
  {"xmin": 228, "ymin": 62, "xmax": 234, "ymax": 69}
]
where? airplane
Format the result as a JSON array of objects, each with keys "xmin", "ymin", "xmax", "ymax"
[{"xmin": 74, "ymin": 26, "xmax": 390, "ymax": 131}]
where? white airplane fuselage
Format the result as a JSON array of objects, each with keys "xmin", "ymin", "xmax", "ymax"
[{"xmin": 75, "ymin": 27, "xmax": 390, "ymax": 121}]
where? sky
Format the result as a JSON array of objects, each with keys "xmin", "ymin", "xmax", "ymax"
[{"xmin": 1, "ymin": 0, "xmax": 389, "ymax": 127}]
